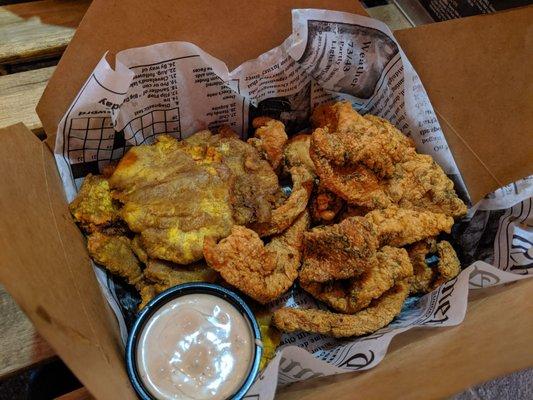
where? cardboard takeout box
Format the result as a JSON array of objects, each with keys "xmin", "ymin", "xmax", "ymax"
[{"xmin": 0, "ymin": 1, "xmax": 531, "ymax": 398}]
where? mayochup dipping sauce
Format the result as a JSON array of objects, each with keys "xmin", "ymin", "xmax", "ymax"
[{"xmin": 136, "ymin": 293, "xmax": 254, "ymax": 400}]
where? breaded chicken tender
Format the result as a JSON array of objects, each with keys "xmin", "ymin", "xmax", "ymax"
[
  {"xmin": 87, "ymin": 232, "xmax": 143, "ymax": 286},
  {"xmin": 300, "ymin": 206, "xmax": 450, "ymax": 284},
  {"xmin": 312, "ymin": 102, "xmax": 416, "ymax": 178},
  {"xmin": 69, "ymin": 174, "xmax": 119, "ymax": 233},
  {"xmin": 432, "ymin": 241, "xmax": 461, "ymax": 287},
  {"xmin": 248, "ymin": 117, "xmax": 288, "ymax": 171},
  {"xmin": 310, "ymin": 185, "xmax": 344, "ymax": 225},
  {"xmin": 302, "ymin": 246, "xmax": 413, "ymax": 313},
  {"xmin": 144, "ymin": 259, "xmax": 218, "ymax": 288},
  {"xmin": 273, "ymin": 280, "xmax": 410, "ymax": 337},
  {"xmin": 137, "ymin": 259, "xmax": 218, "ymax": 308},
  {"xmin": 367, "ymin": 206, "xmax": 454, "ymax": 247},
  {"xmin": 299, "ymin": 216, "xmax": 379, "ymax": 283},
  {"xmin": 310, "ymin": 102, "xmax": 467, "ymax": 218},
  {"xmin": 408, "ymin": 239, "xmax": 461, "ymax": 293},
  {"xmin": 251, "ymin": 166, "xmax": 314, "ymax": 237},
  {"xmin": 204, "ymin": 212, "xmax": 309, "ymax": 304},
  {"xmin": 210, "ymin": 128, "xmax": 282, "ymax": 226},
  {"xmin": 283, "ymin": 134, "xmax": 316, "ymax": 176},
  {"xmin": 407, "ymin": 239, "xmax": 437, "ymax": 294}
]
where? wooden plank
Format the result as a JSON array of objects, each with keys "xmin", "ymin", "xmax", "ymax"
[
  {"xmin": 0, "ymin": 0, "xmax": 90, "ymax": 69},
  {"xmin": 0, "ymin": 284, "xmax": 56, "ymax": 379},
  {"xmin": 0, "ymin": 66, "xmax": 53, "ymax": 135}
]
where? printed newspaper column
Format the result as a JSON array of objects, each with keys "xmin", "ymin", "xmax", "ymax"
[
  {"xmin": 230, "ymin": 40, "xmax": 312, "ymax": 134},
  {"xmin": 115, "ymin": 42, "xmax": 246, "ymax": 144}
]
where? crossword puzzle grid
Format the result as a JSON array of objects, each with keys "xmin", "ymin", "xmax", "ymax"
[{"xmin": 67, "ymin": 107, "xmax": 181, "ymax": 178}]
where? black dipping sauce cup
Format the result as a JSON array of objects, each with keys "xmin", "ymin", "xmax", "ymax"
[{"xmin": 126, "ymin": 283, "xmax": 262, "ymax": 400}]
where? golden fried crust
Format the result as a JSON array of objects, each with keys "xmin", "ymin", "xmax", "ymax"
[
  {"xmin": 302, "ymin": 246, "xmax": 413, "ymax": 313},
  {"xmin": 248, "ymin": 118, "xmax": 288, "ymax": 170},
  {"xmin": 283, "ymin": 134, "xmax": 316, "ymax": 176},
  {"xmin": 310, "ymin": 139, "xmax": 390, "ymax": 208},
  {"xmin": 310, "ymin": 185, "xmax": 344, "ymax": 225},
  {"xmin": 108, "ymin": 134, "xmax": 234, "ymax": 265},
  {"xmin": 309, "ymin": 102, "xmax": 467, "ymax": 218},
  {"xmin": 69, "ymin": 174, "xmax": 119, "ymax": 232},
  {"xmin": 407, "ymin": 239, "xmax": 437, "ymax": 294},
  {"xmin": 137, "ymin": 259, "xmax": 218, "ymax": 309},
  {"xmin": 87, "ymin": 232, "xmax": 142, "ymax": 286},
  {"xmin": 131, "ymin": 235, "xmax": 149, "ymax": 264},
  {"xmin": 208, "ymin": 132, "xmax": 282, "ymax": 226},
  {"xmin": 204, "ymin": 211, "xmax": 309, "ymax": 304},
  {"xmin": 367, "ymin": 206, "xmax": 454, "ymax": 247},
  {"xmin": 408, "ymin": 239, "xmax": 461, "ymax": 294},
  {"xmin": 144, "ymin": 258, "xmax": 218, "ymax": 287},
  {"xmin": 299, "ymin": 216, "xmax": 379, "ymax": 283},
  {"xmin": 137, "ymin": 283, "xmax": 158, "ymax": 309},
  {"xmin": 432, "ymin": 240, "xmax": 461, "ymax": 287},
  {"xmin": 251, "ymin": 166, "xmax": 314, "ymax": 237},
  {"xmin": 273, "ymin": 280, "xmax": 410, "ymax": 337},
  {"xmin": 311, "ymin": 103, "xmax": 415, "ymax": 178},
  {"xmin": 387, "ymin": 155, "xmax": 467, "ymax": 218}
]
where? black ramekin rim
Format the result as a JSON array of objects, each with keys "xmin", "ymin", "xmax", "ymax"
[{"xmin": 125, "ymin": 282, "xmax": 262, "ymax": 400}]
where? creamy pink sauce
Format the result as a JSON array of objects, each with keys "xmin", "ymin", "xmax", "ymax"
[{"xmin": 136, "ymin": 293, "xmax": 253, "ymax": 400}]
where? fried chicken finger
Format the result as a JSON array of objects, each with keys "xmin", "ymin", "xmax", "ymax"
[{"xmin": 273, "ymin": 280, "xmax": 410, "ymax": 337}]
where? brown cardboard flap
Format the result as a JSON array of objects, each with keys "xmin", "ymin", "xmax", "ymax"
[
  {"xmin": 277, "ymin": 278, "xmax": 533, "ymax": 400},
  {"xmin": 36, "ymin": 0, "xmax": 366, "ymax": 147},
  {"xmin": 395, "ymin": 6, "xmax": 533, "ymax": 203},
  {"xmin": 0, "ymin": 124, "xmax": 135, "ymax": 399}
]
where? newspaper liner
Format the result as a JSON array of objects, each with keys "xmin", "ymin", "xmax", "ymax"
[{"xmin": 53, "ymin": 9, "xmax": 532, "ymax": 399}]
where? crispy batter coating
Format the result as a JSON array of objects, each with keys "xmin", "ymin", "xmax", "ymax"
[
  {"xmin": 408, "ymin": 239, "xmax": 461, "ymax": 294},
  {"xmin": 251, "ymin": 166, "xmax": 313, "ymax": 236},
  {"xmin": 299, "ymin": 216, "xmax": 379, "ymax": 283},
  {"xmin": 310, "ymin": 185, "xmax": 344, "ymax": 225},
  {"xmin": 204, "ymin": 212, "xmax": 309, "ymax": 304},
  {"xmin": 69, "ymin": 174, "xmax": 119, "ymax": 232},
  {"xmin": 138, "ymin": 284, "xmax": 158, "ymax": 309},
  {"xmin": 109, "ymin": 134, "xmax": 234, "ymax": 265},
  {"xmin": 273, "ymin": 280, "xmax": 410, "ymax": 337},
  {"xmin": 283, "ymin": 134, "xmax": 316, "ymax": 176},
  {"xmin": 130, "ymin": 235, "xmax": 149, "ymax": 264},
  {"xmin": 144, "ymin": 258, "xmax": 218, "ymax": 287},
  {"xmin": 407, "ymin": 239, "xmax": 437, "ymax": 294},
  {"xmin": 210, "ymin": 129, "xmax": 282, "ymax": 226},
  {"xmin": 309, "ymin": 102, "xmax": 467, "ymax": 218},
  {"xmin": 87, "ymin": 232, "xmax": 143, "ymax": 286},
  {"xmin": 302, "ymin": 246, "xmax": 413, "ymax": 313},
  {"xmin": 387, "ymin": 155, "xmax": 467, "ymax": 218},
  {"xmin": 432, "ymin": 240, "xmax": 461, "ymax": 288},
  {"xmin": 300, "ymin": 206, "xmax": 451, "ymax": 284},
  {"xmin": 248, "ymin": 117, "xmax": 288, "ymax": 170},
  {"xmin": 137, "ymin": 259, "xmax": 218, "ymax": 309},
  {"xmin": 367, "ymin": 206, "xmax": 454, "ymax": 247},
  {"xmin": 312, "ymin": 102, "xmax": 415, "ymax": 178}
]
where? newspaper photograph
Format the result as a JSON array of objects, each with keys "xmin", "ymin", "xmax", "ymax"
[{"xmin": 53, "ymin": 8, "xmax": 532, "ymax": 399}]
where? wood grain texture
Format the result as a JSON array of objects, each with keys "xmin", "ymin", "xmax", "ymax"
[
  {"xmin": 0, "ymin": 0, "xmax": 90, "ymax": 66},
  {"xmin": 0, "ymin": 66, "xmax": 53, "ymax": 135},
  {"xmin": 0, "ymin": 284, "xmax": 55, "ymax": 379}
]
